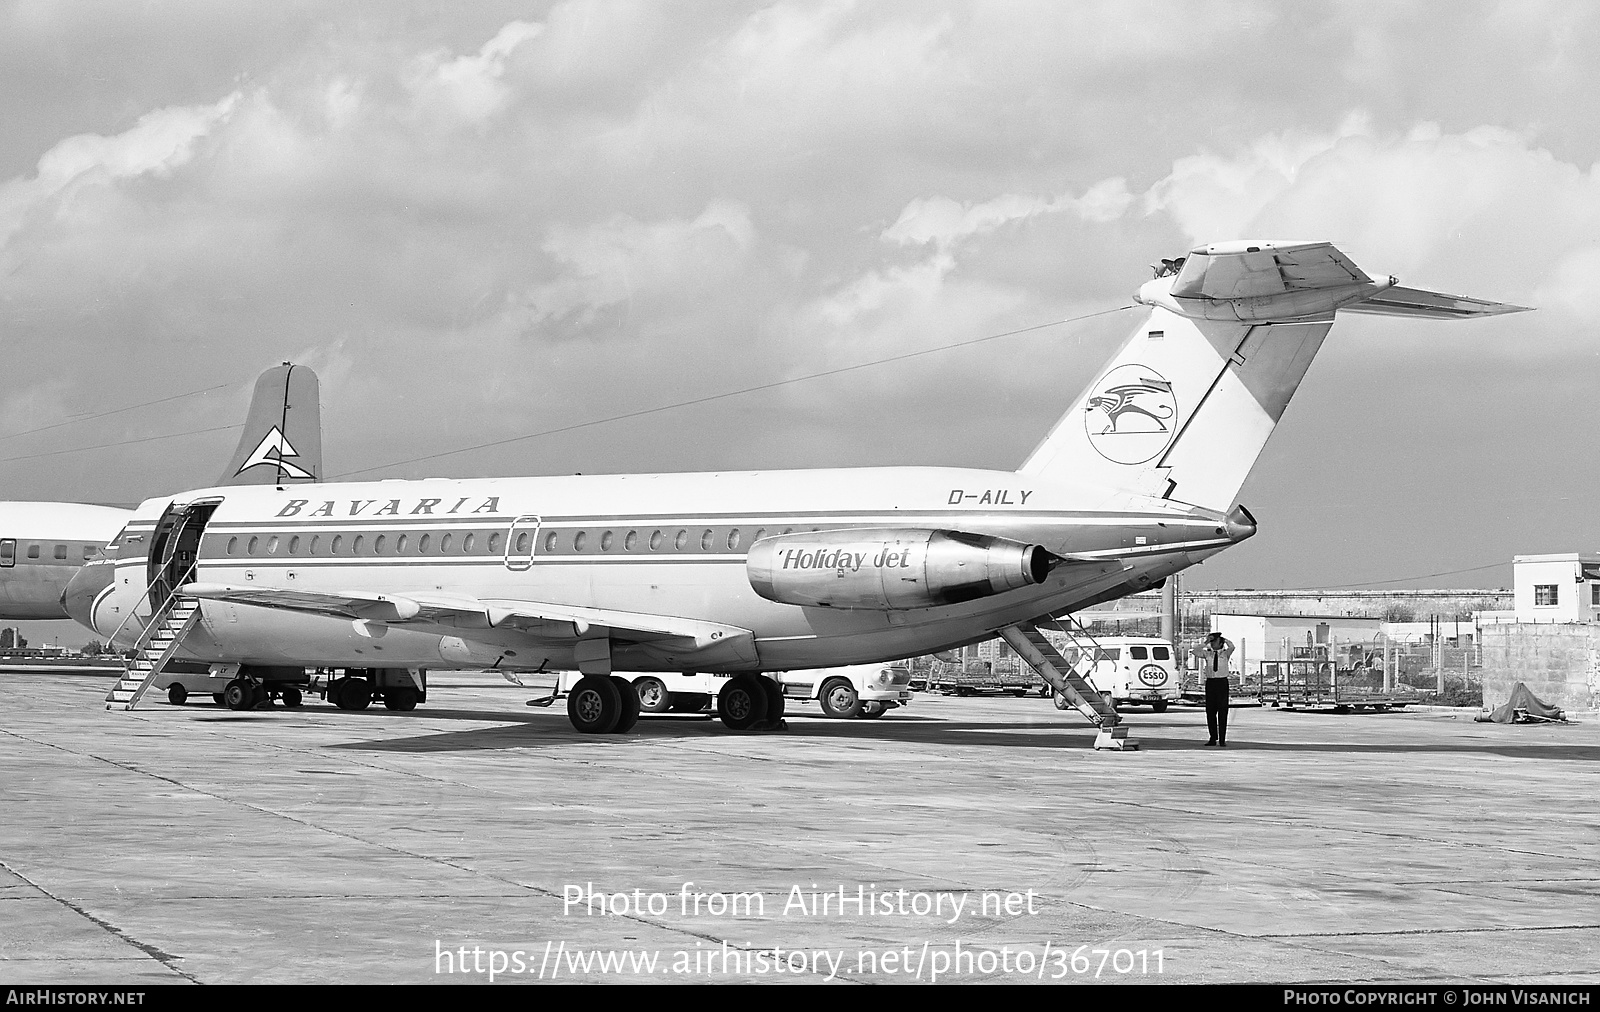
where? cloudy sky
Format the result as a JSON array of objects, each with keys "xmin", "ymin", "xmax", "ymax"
[{"xmin": 3, "ymin": 0, "xmax": 1597, "ymax": 617}]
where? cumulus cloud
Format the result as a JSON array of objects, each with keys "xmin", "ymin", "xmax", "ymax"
[
  {"xmin": 883, "ymin": 178, "xmax": 1134, "ymax": 249},
  {"xmin": 511, "ymin": 202, "xmax": 758, "ymax": 336},
  {"xmin": 0, "ymin": 91, "xmax": 238, "ymax": 247},
  {"xmin": 405, "ymin": 20, "xmax": 542, "ymax": 125}
]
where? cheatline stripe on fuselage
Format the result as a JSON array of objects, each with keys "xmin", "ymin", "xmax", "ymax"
[
  {"xmin": 198, "ymin": 511, "xmax": 1218, "ymax": 531},
  {"xmin": 117, "ymin": 534, "xmax": 1233, "ymax": 574}
]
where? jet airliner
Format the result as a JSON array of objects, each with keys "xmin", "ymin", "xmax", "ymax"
[{"xmin": 65, "ymin": 241, "xmax": 1524, "ymax": 740}]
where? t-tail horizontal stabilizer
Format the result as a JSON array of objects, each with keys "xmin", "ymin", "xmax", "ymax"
[
  {"xmin": 1134, "ymin": 240, "xmax": 1531, "ymax": 322},
  {"xmin": 1021, "ymin": 240, "xmax": 1529, "ymax": 512}
]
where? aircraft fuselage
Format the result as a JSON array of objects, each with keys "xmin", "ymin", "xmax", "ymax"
[{"xmin": 72, "ymin": 465, "xmax": 1247, "ymax": 672}]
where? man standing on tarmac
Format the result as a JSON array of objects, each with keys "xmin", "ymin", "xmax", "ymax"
[{"xmin": 1195, "ymin": 632, "xmax": 1235, "ymax": 747}]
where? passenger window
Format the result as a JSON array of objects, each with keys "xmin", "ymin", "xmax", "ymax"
[
  {"xmin": 441, "ymin": 533, "xmax": 453, "ymax": 553},
  {"xmin": 650, "ymin": 530, "xmax": 663, "ymax": 551},
  {"xmin": 374, "ymin": 535, "xmax": 387, "ymax": 554},
  {"xmin": 487, "ymin": 532, "xmax": 501, "ymax": 553},
  {"xmin": 247, "ymin": 536, "xmax": 259, "ymax": 555},
  {"xmin": 727, "ymin": 529, "xmax": 740, "ymax": 551},
  {"xmin": 352, "ymin": 535, "xmax": 365, "ymax": 554},
  {"xmin": 1153, "ymin": 647, "xmax": 1170, "ymax": 660},
  {"xmin": 0, "ymin": 540, "xmax": 12, "ymax": 568},
  {"xmin": 600, "ymin": 530, "xmax": 613, "ymax": 551},
  {"xmin": 542, "ymin": 532, "xmax": 556, "ymax": 553},
  {"xmin": 267, "ymin": 536, "xmax": 280, "ymax": 555},
  {"xmin": 27, "ymin": 544, "xmax": 40, "ymax": 559},
  {"xmin": 54, "ymin": 544, "xmax": 68, "ymax": 560},
  {"xmin": 289, "ymin": 535, "xmax": 301, "ymax": 555},
  {"xmin": 226, "ymin": 537, "xmax": 238, "ymax": 556},
  {"xmin": 753, "ymin": 528, "xmax": 766, "ymax": 543},
  {"xmin": 309, "ymin": 535, "xmax": 320, "ymax": 555},
  {"xmin": 464, "ymin": 533, "xmax": 476, "ymax": 553},
  {"xmin": 1129, "ymin": 646, "xmax": 1148, "ymax": 660},
  {"xmin": 332, "ymin": 535, "xmax": 344, "ymax": 554},
  {"xmin": 700, "ymin": 529, "xmax": 714, "ymax": 551},
  {"xmin": 624, "ymin": 530, "xmax": 637, "ymax": 551},
  {"xmin": 397, "ymin": 534, "xmax": 409, "ymax": 554},
  {"xmin": 675, "ymin": 530, "xmax": 688, "ymax": 550},
  {"xmin": 83, "ymin": 545, "xmax": 96, "ymax": 560},
  {"xmin": 419, "ymin": 534, "xmax": 430, "ymax": 553},
  {"xmin": 573, "ymin": 531, "xmax": 586, "ymax": 552}
]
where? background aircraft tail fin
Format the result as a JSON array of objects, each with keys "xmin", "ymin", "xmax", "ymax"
[
  {"xmin": 218, "ymin": 363, "xmax": 322, "ymax": 486},
  {"xmin": 1019, "ymin": 241, "xmax": 1526, "ymax": 511}
]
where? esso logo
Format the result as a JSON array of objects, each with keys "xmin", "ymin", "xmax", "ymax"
[{"xmin": 1137, "ymin": 664, "xmax": 1168, "ymax": 687}]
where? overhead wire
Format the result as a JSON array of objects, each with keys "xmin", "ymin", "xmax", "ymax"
[{"xmin": 334, "ymin": 304, "xmax": 1137, "ymax": 479}]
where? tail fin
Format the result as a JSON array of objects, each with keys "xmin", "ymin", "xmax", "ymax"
[
  {"xmin": 219, "ymin": 363, "xmax": 323, "ymax": 486},
  {"xmin": 1020, "ymin": 241, "xmax": 1527, "ymax": 510}
]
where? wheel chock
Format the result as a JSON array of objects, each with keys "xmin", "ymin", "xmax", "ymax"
[{"xmin": 1093, "ymin": 725, "xmax": 1138, "ymax": 751}]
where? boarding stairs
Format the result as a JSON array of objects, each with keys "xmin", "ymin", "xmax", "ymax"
[
  {"xmin": 104, "ymin": 591, "xmax": 202, "ymax": 712},
  {"xmin": 999, "ymin": 619, "xmax": 1137, "ymax": 751}
]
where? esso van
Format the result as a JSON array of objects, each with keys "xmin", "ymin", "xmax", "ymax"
[{"xmin": 1073, "ymin": 637, "xmax": 1179, "ymax": 711}]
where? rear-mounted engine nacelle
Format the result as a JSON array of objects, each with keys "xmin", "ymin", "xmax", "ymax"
[{"xmin": 747, "ymin": 528, "xmax": 1054, "ymax": 610}]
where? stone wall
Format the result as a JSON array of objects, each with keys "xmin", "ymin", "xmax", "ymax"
[{"xmin": 1479, "ymin": 623, "xmax": 1600, "ymax": 713}]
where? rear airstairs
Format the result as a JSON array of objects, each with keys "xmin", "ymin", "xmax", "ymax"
[
  {"xmin": 104, "ymin": 592, "xmax": 201, "ymax": 711},
  {"xmin": 999, "ymin": 618, "xmax": 1137, "ymax": 751}
]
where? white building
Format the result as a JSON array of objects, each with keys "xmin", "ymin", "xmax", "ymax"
[{"xmin": 1508, "ymin": 553, "xmax": 1600, "ymax": 623}]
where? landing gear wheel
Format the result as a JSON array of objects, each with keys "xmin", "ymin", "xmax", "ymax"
[
  {"xmin": 567, "ymin": 675, "xmax": 622, "ymax": 733},
  {"xmin": 670, "ymin": 692, "xmax": 711, "ymax": 713},
  {"xmin": 341, "ymin": 678, "xmax": 373, "ymax": 711},
  {"xmin": 860, "ymin": 700, "xmax": 888, "ymax": 719},
  {"xmin": 223, "ymin": 679, "xmax": 255, "ymax": 711},
  {"xmin": 212, "ymin": 692, "xmax": 226, "ymax": 706},
  {"xmin": 718, "ymin": 674, "xmax": 769, "ymax": 731},
  {"xmin": 819, "ymin": 678, "xmax": 862, "ymax": 719},
  {"xmin": 633, "ymin": 677, "xmax": 672, "ymax": 714},
  {"xmin": 167, "ymin": 684, "xmax": 188, "ymax": 706},
  {"xmin": 609, "ymin": 676, "xmax": 640, "ymax": 733},
  {"xmin": 251, "ymin": 683, "xmax": 270, "ymax": 708},
  {"xmin": 280, "ymin": 687, "xmax": 303, "ymax": 708},
  {"xmin": 1152, "ymin": 700, "xmax": 1168, "ymax": 713},
  {"xmin": 382, "ymin": 687, "xmax": 418, "ymax": 711}
]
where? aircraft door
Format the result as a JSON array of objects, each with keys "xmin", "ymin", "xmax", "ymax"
[
  {"xmin": 504, "ymin": 515, "xmax": 541, "ymax": 572},
  {"xmin": 147, "ymin": 500, "xmax": 221, "ymax": 612}
]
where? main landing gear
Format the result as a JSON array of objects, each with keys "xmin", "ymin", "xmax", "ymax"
[
  {"xmin": 716, "ymin": 674, "xmax": 786, "ymax": 732},
  {"xmin": 566, "ymin": 675, "xmax": 641, "ymax": 734}
]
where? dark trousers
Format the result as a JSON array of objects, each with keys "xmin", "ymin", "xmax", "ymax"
[{"xmin": 1205, "ymin": 677, "xmax": 1230, "ymax": 743}]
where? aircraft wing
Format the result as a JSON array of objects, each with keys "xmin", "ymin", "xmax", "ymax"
[{"xmin": 180, "ymin": 582, "xmax": 757, "ymax": 665}]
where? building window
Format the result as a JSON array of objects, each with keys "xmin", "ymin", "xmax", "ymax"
[
  {"xmin": 1593, "ymin": 583, "xmax": 1600, "ymax": 607},
  {"xmin": 1534, "ymin": 584, "xmax": 1559, "ymax": 606}
]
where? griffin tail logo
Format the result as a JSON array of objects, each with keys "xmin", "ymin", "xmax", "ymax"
[
  {"xmin": 1083, "ymin": 364, "xmax": 1178, "ymax": 465},
  {"xmin": 236, "ymin": 427, "xmax": 315, "ymax": 480}
]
